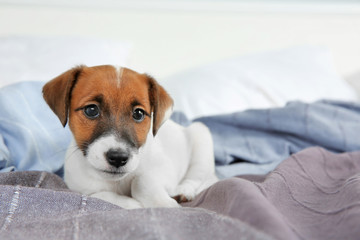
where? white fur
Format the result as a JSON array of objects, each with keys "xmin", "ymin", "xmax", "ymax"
[
  {"xmin": 65, "ymin": 119, "xmax": 218, "ymax": 209},
  {"xmin": 113, "ymin": 65, "xmax": 123, "ymax": 88}
]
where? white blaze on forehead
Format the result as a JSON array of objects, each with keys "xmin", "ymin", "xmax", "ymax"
[{"xmin": 113, "ymin": 65, "xmax": 124, "ymax": 88}]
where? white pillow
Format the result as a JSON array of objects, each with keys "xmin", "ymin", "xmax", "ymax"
[
  {"xmin": 161, "ymin": 46, "xmax": 358, "ymax": 119},
  {"xmin": 0, "ymin": 36, "xmax": 132, "ymax": 87},
  {"xmin": 345, "ymin": 71, "xmax": 360, "ymax": 98}
]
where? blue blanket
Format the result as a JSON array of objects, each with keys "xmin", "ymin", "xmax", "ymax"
[
  {"xmin": 1, "ymin": 82, "xmax": 359, "ymax": 178},
  {"xmin": 0, "ymin": 82, "xmax": 71, "ymax": 174},
  {"xmin": 190, "ymin": 100, "xmax": 360, "ymax": 178}
]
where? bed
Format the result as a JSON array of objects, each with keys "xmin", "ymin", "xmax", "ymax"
[{"xmin": 0, "ymin": 34, "xmax": 360, "ymax": 239}]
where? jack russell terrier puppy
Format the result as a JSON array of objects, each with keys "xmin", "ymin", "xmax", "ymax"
[{"xmin": 43, "ymin": 65, "xmax": 218, "ymax": 208}]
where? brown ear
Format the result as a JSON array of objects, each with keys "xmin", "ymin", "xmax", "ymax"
[
  {"xmin": 147, "ymin": 75, "xmax": 173, "ymax": 136},
  {"xmin": 42, "ymin": 66, "xmax": 84, "ymax": 127}
]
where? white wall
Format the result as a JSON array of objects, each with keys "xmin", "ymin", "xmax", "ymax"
[{"xmin": 1, "ymin": 1, "xmax": 360, "ymax": 78}]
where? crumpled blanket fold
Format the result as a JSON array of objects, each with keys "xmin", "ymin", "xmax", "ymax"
[
  {"xmin": 177, "ymin": 100, "xmax": 360, "ymax": 178},
  {"xmin": 1, "ymin": 147, "xmax": 359, "ymax": 240}
]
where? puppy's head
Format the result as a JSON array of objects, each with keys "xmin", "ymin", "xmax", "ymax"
[{"xmin": 43, "ymin": 65, "xmax": 173, "ymax": 179}]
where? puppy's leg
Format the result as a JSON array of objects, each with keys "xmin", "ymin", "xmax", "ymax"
[
  {"xmin": 91, "ymin": 191, "xmax": 143, "ymax": 209},
  {"xmin": 131, "ymin": 176, "xmax": 180, "ymax": 208},
  {"xmin": 174, "ymin": 122, "xmax": 218, "ymax": 202}
]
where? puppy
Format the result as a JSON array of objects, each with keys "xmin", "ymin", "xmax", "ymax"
[{"xmin": 43, "ymin": 65, "xmax": 218, "ymax": 208}]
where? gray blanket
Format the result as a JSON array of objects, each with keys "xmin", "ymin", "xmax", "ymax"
[{"xmin": 1, "ymin": 147, "xmax": 359, "ymax": 240}]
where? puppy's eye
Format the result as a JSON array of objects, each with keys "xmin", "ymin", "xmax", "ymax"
[
  {"xmin": 133, "ymin": 108, "xmax": 145, "ymax": 122},
  {"xmin": 83, "ymin": 105, "xmax": 100, "ymax": 119}
]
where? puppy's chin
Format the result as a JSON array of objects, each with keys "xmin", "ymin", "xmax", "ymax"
[{"xmin": 95, "ymin": 168, "xmax": 129, "ymax": 181}]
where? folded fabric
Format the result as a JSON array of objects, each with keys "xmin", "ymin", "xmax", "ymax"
[
  {"xmin": 191, "ymin": 100, "xmax": 360, "ymax": 178},
  {"xmin": 0, "ymin": 172, "xmax": 269, "ymax": 240},
  {"xmin": 172, "ymin": 100, "xmax": 360, "ymax": 178},
  {"xmin": 0, "ymin": 82, "xmax": 71, "ymax": 174},
  {"xmin": 1, "ymin": 147, "xmax": 359, "ymax": 240},
  {"xmin": 184, "ymin": 147, "xmax": 360, "ymax": 240}
]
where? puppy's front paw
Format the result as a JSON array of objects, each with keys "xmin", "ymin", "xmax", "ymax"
[
  {"xmin": 173, "ymin": 194, "xmax": 190, "ymax": 203},
  {"xmin": 172, "ymin": 183, "xmax": 197, "ymax": 203}
]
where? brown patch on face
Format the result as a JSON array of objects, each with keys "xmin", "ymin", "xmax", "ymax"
[{"xmin": 68, "ymin": 66, "xmax": 153, "ymax": 153}]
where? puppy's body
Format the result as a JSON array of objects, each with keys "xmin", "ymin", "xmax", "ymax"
[
  {"xmin": 43, "ymin": 65, "xmax": 217, "ymax": 209},
  {"xmin": 65, "ymin": 120, "xmax": 215, "ymax": 208}
]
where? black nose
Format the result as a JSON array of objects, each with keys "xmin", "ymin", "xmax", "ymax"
[{"xmin": 105, "ymin": 149, "xmax": 129, "ymax": 168}]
